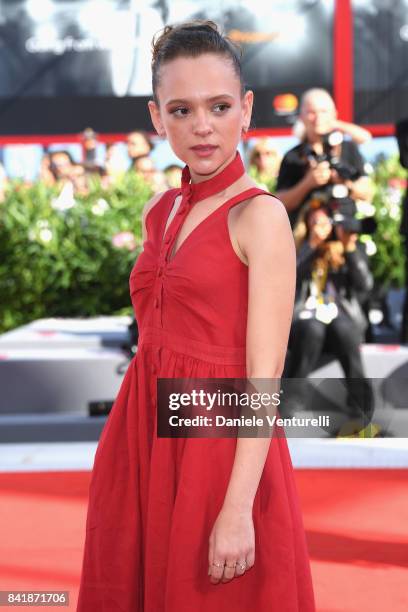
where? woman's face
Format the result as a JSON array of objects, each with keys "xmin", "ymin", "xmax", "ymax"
[
  {"xmin": 148, "ymin": 53, "xmax": 253, "ymax": 180},
  {"xmin": 308, "ymin": 207, "xmax": 332, "ymax": 233}
]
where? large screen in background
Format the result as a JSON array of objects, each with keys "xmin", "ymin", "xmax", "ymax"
[
  {"xmin": 353, "ymin": 0, "xmax": 408, "ymax": 126},
  {"xmin": 0, "ymin": 0, "xmax": 334, "ymax": 135}
]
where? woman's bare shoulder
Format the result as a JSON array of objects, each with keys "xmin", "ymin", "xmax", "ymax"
[
  {"xmin": 237, "ymin": 191, "xmax": 289, "ymax": 228},
  {"xmin": 235, "ymin": 192, "xmax": 293, "ymax": 258}
]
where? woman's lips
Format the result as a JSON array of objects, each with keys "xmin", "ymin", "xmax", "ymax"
[{"xmin": 190, "ymin": 145, "xmax": 218, "ymax": 157}]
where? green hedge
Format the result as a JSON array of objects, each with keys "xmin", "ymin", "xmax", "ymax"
[
  {"xmin": 369, "ymin": 154, "xmax": 406, "ymax": 289},
  {"xmin": 0, "ymin": 173, "xmax": 152, "ymax": 333},
  {"xmin": 0, "ymin": 155, "xmax": 406, "ymax": 333}
]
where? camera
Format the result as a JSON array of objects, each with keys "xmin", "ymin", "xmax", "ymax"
[
  {"xmin": 303, "ymin": 131, "xmax": 376, "ymax": 235},
  {"xmin": 308, "ymin": 189, "xmax": 377, "ymax": 236},
  {"xmin": 303, "ymin": 130, "xmax": 361, "ymax": 181},
  {"xmin": 325, "ymin": 187, "xmax": 376, "ymax": 235}
]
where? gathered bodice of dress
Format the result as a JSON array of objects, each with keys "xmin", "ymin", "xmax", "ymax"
[{"xmin": 130, "ymin": 185, "xmax": 271, "ymax": 350}]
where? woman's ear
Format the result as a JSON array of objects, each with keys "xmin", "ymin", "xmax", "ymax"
[
  {"xmin": 242, "ymin": 90, "xmax": 254, "ymax": 132},
  {"xmin": 148, "ymin": 100, "xmax": 166, "ymax": 137}
]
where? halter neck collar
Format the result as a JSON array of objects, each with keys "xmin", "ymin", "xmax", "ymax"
[{"xmin": 180, "ymin": 151, "xmax": 245, "ymax": 205}]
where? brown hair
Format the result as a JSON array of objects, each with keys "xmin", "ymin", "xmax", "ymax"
[{"xmin": 151, "ymin": 20, "xmax": 245, "ymax": 104}]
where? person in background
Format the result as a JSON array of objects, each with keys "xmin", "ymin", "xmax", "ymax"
[
  {"xmin": 248, "ymin": 138, "xmax": 281, "ymax": 192},
  {"xmin": 133, "ymin": 155, "xmax": 156, "ymax": 181},
  {"xmin": 292, "ymin": 114, "xmax": 372, "ymax": 145},
  {"xmin": 69, "ymin": 163, "xmax": 88, "ymax": 194},
  {"xmin": 39, "ymin": 152, "xmax": 56, "ymax": 186},
  {"xmin": 163, "ymin": 163, "xmax": 183, "ymax": 189},
  {"xmin": 133, "ymin": 155, "xmax": 167, "ymax": 193},
  {"xmin": 46, "ymin": 151, "xmax": 107, "ymax": 194},
  {"xmin": 126, "ymin": 130, "xmax": 154, "ymax": 171},
  {"xmin": 49, "ymin": 150, "xmax": 76, "ymax": 183},
  {"xmin": 104, "ymin": 143, "xmax": 128, "ymax": 179},
  {"xmin": 70, "ymin": 163, "xmax": 108, "ymax": 194},
  {"xmin": 275, "ymin": 88, "xmax": 373, "ymax": 228},
  {"xmin": 285, "ymin": 202, "xmax": 375, "ymax": 435},
  {"xmin": 80, "ymin": 127, "xmax": 100, "ymax": 166}
]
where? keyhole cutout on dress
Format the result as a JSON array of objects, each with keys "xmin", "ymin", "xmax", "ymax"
[
  {"xmin": 162, "ymin": 194, "xmax": 182, "ymax": 262},
  {"xmin": 162, "ymin": 186, "xmax": 265, "ymax": 265},
  {"xmin": 163, "ymin": 193, "xmax": 224, "ymax": 264}
]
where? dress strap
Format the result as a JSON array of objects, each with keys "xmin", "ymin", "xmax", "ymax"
[
  {"xmin": 218, "ymin": 187, "xmax": 277, "ymax": 216},
  {"xmin": 144, "ymin": 186, "xmax": 276, "ymax": 253},
  {"xmin": 144, "ymin": 188, "xmax": 179, "ymax": 237},
  {"xmin": 147, "ymin": 186, "xmax": 274, "ymax": 229}
]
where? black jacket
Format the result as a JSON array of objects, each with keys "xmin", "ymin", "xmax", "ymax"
[{"xmin": 294, "ymin": 240, "xmax": 374, "ymax": 337}]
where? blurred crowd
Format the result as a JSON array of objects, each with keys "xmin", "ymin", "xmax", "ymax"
[
  {"xmin": 0, "ymin": 128, "xmax": 185, "ymax": 200},
  {"xmin": 0, "ymin": 133, "xmax": 285, "ymax": 212},
  {"xmin": 0, "ymin": 130, "xmax": 286, "ymax": 201}
]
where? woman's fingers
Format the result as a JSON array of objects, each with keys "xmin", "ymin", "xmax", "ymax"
[
  {"xmin": 221, "ymin": 559, "xmax": 237, "ymax": 582},
  {"xmin": 208, "ymin": 522, "xmax": 255, "ymax": 583},
  {"xmin": 246, "ymin": 548, "xmax": 255, "ymax": 569},
  {"xmin": 208, "ymin": 536, "xmax": 214, "ymax": 570},
  {"xmin": 209, "ymin": 555, "xmax": 253, "ymax": 583},
  {"xmin": 209, "ymin": 559, "xmax": 226, "ymax": 584},
  {"xmin": 234, "ymin": 558, "xmax": 248, "ymax": 577}
]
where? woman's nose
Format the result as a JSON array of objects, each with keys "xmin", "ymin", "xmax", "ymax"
[{"xmin": 193, "ymin": 110, "xmax": 213, "ymax": 136}]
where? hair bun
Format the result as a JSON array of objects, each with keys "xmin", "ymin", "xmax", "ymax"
[{"xmin": 150, "ymin": 19, "xmax": 245, "ymax": 103}]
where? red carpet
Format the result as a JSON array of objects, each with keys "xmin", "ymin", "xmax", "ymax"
[{"xmin": 0, "ymin": 469, "xmax": 407, "ymax": 611}]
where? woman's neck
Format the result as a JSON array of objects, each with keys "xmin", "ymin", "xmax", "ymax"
[{"xmin": 188, "ymin": 151, "xmax": 238, "ymax": 184}]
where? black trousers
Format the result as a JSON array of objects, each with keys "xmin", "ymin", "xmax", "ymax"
[{"xmin": 285, "ymin": 314, "xmax": 374, "ymax": 424}]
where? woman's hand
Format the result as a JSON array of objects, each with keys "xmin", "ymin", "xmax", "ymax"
[
  {"xmin": 208, "ymin": 506, "xmax": 255, "ymax": 585},
  {"xmin": 335, "ymin": 224, "xmax": 358, "ymax": 252},
  {"xmin": 326, "ymin": 240, "xmax": 346, "ymax": 269}
]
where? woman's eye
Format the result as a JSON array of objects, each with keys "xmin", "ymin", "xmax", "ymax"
[
  {"xmin": 169, "ymin": 103, "xmax": 230, "ymax": 117},
  {"xmin": 213, "ymin": 103, "xmax": 230, "ymax": 113},
  {"xmin": 170, "ymin": 107, "xmax": 189, "ymax": 117}
]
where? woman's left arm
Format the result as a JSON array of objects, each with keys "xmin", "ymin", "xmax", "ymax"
[
  {"xmin": 224, "ymin": 195, "xmax": 296, "ymax": 511},
  {"xmin": 208, "ymin": 196, "xmax": 296, "ymax": 584}
]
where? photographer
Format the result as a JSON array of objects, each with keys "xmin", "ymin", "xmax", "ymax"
[
  {"xmin": 285, "ymin": 203, "xmax": 375, "ymax": 430},
  {"xmin": 275, "ymin": 88, "xmax": 374, "ymax": 228}
]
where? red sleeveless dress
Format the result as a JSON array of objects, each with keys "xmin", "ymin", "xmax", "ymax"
[{"xmin": 77, "ymin": 152, "xmax": 316, "ymax": 611}]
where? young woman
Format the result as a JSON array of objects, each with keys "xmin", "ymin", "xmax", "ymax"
[{"xmin": 77, "ymin": 20, "xmax": 316, "ymax": 612}]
